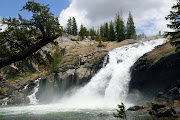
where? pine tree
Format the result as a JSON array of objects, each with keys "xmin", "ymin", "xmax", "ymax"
[
  {"xmin": 89, "ymin": 27, "xmax": 96, "ymax": 36},
  {"xmin": 109, "ymin": 21, "xmax": 115, "ymax": 41},
  {"xmin": 100, "ymin": 25, "xmax": 104, "ymax": 37},
  {"xmin": 119, "ymin": 18, "xmax": 125, "ymax": 40},
  {"xmin": 66, "ymin": 17, "xmax": 72, "ymax": 35},
  {"xmin": 115, "ymin": 13, "xmax": 121, "ymax": 41},
  {"xmin": 72, "ymin": 17, "xmax": 78, "ymax": 36},
  {"xmin": 84, "ymin": 27, "xmax": 89, "ymax": 38},
  {"xmin": 79, "ymin": 24, "xmax": 87, "ymax": 40},
  {"xmin": 113, "ymin": 103, "xmax": 127, "ymax": 119},
  {"xmin": 0, "ymin": 1, "xmax": 62, "ymax": 68},
  {"xmin": 104, "ymin": 22, "xmax": 109, "ymax": 40},
  {"xmin": 115, "ymin": 12, "xmax": 125, "ymax": 42},
  {"xmin": 126, "ymin": 11, "xmax": 136, "ymax": 39},
  {"xmin": 96, "ymin": 29, "xmax": 100, "ymax": 36},
  {"xmin": 165, "ymin": 0, "xmax": 180, "ymax": 51}
]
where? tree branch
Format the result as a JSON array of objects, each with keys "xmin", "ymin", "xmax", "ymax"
[{"xmin": 0, "ymin": 34, "xmax": 60, "ymax": 68}]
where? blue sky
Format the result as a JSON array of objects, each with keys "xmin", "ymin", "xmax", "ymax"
[
  {"xmin": 0, "ymin": 0, "xmax": 176, "ymax": 36},
  {"xmin": 0, "ymin": 0, "xmax": 70, "ymax": 18}
]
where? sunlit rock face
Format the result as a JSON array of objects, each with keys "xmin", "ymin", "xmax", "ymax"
[{"xmin": 36, "ymin": 50, "xmax": 108, "ymax": 103}]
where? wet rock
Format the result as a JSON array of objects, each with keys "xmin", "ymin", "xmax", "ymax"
[
  {"xmin": 7, "ymin": 90, "xmax": 30, "ymax": 105},
  {"xmin": 150, "ymin": 107, "xmax": 176, "ymax": 118},
  {"xmin": 75, "ymin": 67, "xmax": 91, "ymax": 85},
  {"xmin": 98, "ymin": 113, "xmax": 108, "ymax": 117},
  {"xmin": 149, "ymin": 100, "xmax": 180, "ymax": 119},
  {"xmin": 172, "ymin": 100, "xmax": 180, "ymax": 107},
  {"xmin": 24, "ymin": 96, "xmax": 30, "ymax": 104},
  {"xmin": 22, "ymin": 81, "xmax": 36, "ymax": 95},
  {"xmin": 151, "ymin": 101, "xmax": 168, "ymax": 111},
  {"xmin": 156, "ymin": 92, "xmax": 164, "ymax": 98},
  {"xmin": 127, "ymin": 105, "xmax": 146, "ymax": 111},
  {"xmin": 174, "ymin": 107, "xmax": 180, "ymax": 115},
  {"xmin": 170, "ymin": 87, "xmax": 179, "ymax": 96}
]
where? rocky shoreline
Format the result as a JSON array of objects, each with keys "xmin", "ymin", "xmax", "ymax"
[{"xmin": 128, "ymin": 40, "xmax": 180, "ymax": 119}]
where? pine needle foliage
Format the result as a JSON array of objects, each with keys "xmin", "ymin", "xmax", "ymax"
[{"xmin": 113, "ymin": 103, "xmax": 127, "ymax": 119}]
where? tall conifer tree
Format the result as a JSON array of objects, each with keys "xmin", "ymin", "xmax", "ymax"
[
  {"xmin": 66, "ymin": 17, "xmax": 72, "ymax": 34},
  {"xmin": 104, "ymin": 22, "xmax": 109, "ymax": 40},
  {"xmin": 72, "ymin": 17, "xmax": 78, "ymax": 36},
  {"xmin": 126, "ymin": 11, "xmax": 136, "ymax": 39},
  {"xmin": 165, "ymin": 0, "xmax": 180, "ymax": 51},
  {"xmin": 100, "ymin": 25, "xmax": 104, "ymax": 37},
  {"xmin": 115, "ymin": 12, "xmax": 125, "ymax": 42},
  {"xmin": 109, "ymin": 21, "xmax": 115, "ymax": 41},
  {"xmin": 79, "ymin": 24, "xmax": 87, "ymax": 40}
]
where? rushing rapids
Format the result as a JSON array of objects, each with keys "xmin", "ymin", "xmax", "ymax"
[{"xmin": 0, "ymin": 38, "xmax": 168, "ymax": 119}]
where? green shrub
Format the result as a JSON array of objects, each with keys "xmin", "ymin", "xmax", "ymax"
[
  {"xmin": 97, "ymin": 40, "xmax": 105, "ymax": 47},
  {"xmin": 113, "ymin": 103, "xmax": 127, "ymax": 119},
  {"xmin": 48, "ymin": 47, "xmax": 65, "ymax": 73},
  {"xmin": 0, "ymin": 89, "xmax": 7, "ymax": 95},
  {"xmin": 91, "ymin": 36, "xmax": 95, "ymax": 40},
  {"xmin": 70, "ymin": 38, "xmax": 79, "ymax": 41}
]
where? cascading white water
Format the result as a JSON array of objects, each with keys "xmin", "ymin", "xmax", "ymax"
[
  {"xmin": 28, "ymin": 78, "xmax": 40, "ymax": 105},
  {"xmin": 0, "ymin": 38, "xmax": 168, "ymax": 116},
  {"xmin": 57, "ymin": 38, "xmax": 168, "ymax": 109},
  {"xmin": 1, "ymin": 97, "xmax": 8, "ymax": 106}
]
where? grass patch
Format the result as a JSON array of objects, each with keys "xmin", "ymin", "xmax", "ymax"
[
  {"xmin": 149, "ymin": 42, "xmax": 176, "ymax": 60},
  {"xmin": 8, "ymin": 72, "xmax": 35, "ymax": 82},
  {"xmin": 0, "ymin": 89, "xmax": 7, "ymax": 94}
]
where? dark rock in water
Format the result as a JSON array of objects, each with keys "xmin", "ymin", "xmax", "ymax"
[
  {"xmin": 127, "ymin": 105, "xmax": 145, "ymax": 111},
  {"xmin": 149, "ymin": 100, "xmax": 180, "ymax": 118},
  {"xmin": 150, "ymin": 107, "xmax": 176, "ymax": 118},
  {"xmin": 151, "ymin": 101, "xmax": 168, "ymax": 111},
  {"xmin": 98, "ymin": 113, "xmax": 108, "ymax": 117}
]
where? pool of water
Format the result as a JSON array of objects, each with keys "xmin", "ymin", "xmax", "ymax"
[{"xmin": 0, "ymin": 104, "xmax": 152, "ymax": 120}]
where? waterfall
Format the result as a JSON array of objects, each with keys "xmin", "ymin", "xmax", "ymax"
[
  {"xmin": 1, "ymin": 97, "xmax": 8, "ymax": 106},
  {"xmin": 28, "ymin": 78, "xmax": 40, "ymax": 105},
  {"xmin": 0, "ymin": 38, "xmax": 168, "ymax": 117},
  {"xmin": 57, "ymin": 38, "xmax": 168, "ymax": 109}
]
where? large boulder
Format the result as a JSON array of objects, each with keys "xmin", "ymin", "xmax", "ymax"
[
  {"xmin": 127, "ymin": 105, "xmax": 146, "ymax": 111},
  {"xmin": 149, "ymin": 101, "xmax": 179, "ymax": 118},
  {"xmin": 129, "ymin": 42, "xmax": 180, "ymax": 97},
  {"xmin": 7, "ymin": 90, "xmax": 30, "ymax": 105}
]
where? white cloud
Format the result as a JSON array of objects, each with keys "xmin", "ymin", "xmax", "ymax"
[
  {"xmin": 0, "ymin": 17, "xmax": 7, "ymax": 32},
  {"xmin": 59, "ymin": 0, "xmax": 176, "ymax": 36}
]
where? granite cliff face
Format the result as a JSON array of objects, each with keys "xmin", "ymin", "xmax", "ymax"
[
  {"xmin": 0, "ymin": 34, "xmax": 137, "ymax": 104},
  {"xmin": 35, "ymin": 35, "xmax": 137, "ymax": 103},
  {"xmin": 129, "ymin": 42, "xmax": 180, "ymax": 97},
  {"xmin": 36, "ymin": 50, "xmax": 108, "ymax": 103}
]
